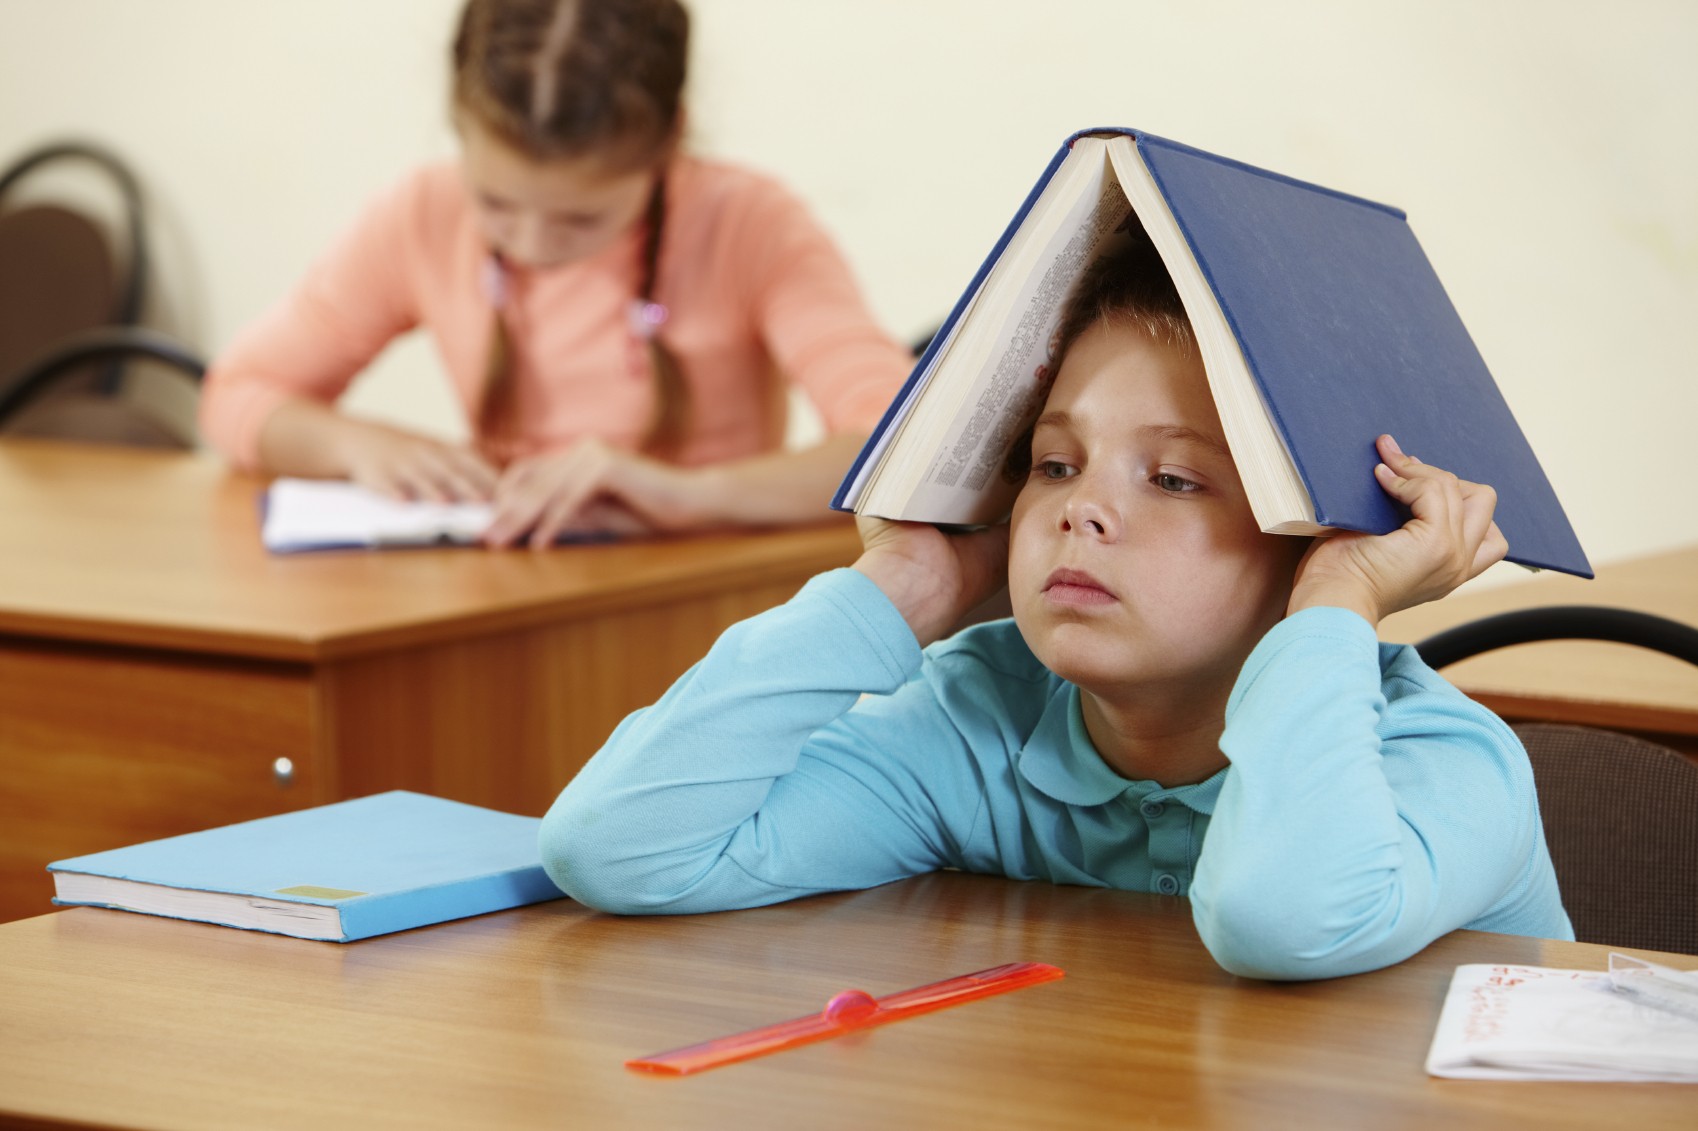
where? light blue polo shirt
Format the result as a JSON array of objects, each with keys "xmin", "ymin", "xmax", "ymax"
[{"xmin": 543, "ymin": 569, "xmax": 1572, "ymax": 980}]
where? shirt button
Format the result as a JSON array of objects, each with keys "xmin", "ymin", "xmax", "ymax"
[
  {"xmin": 1156, "ymin": 873, "xmax": 1180, "ymax": 896},
  {"xmin": 1140, "ymin": 800, "xmax": 1165, "ymax": 819}
]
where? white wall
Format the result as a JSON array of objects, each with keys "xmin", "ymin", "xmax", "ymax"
[{"xmin": 3, "ymin": 0, "xmax": 1694, "ymax": 579}]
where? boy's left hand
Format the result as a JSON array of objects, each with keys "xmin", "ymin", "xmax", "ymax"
[{"xmin": 1287, "ymin": 434, "xmax": 1508, "ymax": 626}]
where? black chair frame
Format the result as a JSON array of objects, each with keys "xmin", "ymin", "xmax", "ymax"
[
  {"xmin": 1415, "ymin": 605, "xmax": 1698, "ymax": 671},
  {"xmin": 0, "ymin": 141, "xmax": 150, "ymax": 394}
]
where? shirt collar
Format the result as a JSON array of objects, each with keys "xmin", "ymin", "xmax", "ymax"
[{"xmin": 1016, "ymin": 682, "xmax": 1228, "ymax": 814}]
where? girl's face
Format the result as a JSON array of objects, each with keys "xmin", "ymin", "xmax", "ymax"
[
  {"xmin": 457, "ymin": 115, "xmax": 661, "ymax": 270},
  {"xmin": 1007, "ymin": 318, "xmax": 1304, "ymax": 709}
]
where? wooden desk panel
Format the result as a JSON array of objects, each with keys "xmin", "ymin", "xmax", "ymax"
[
  {"xmin": 0, "ymin": 874, "xmax": 1691, "ymax": 1130},
  {"xmin": 0, "ymin": 640, "xmax": 317, "ymax": 924},
  {"xmin": 0, "ymin": 441, "xmax": 862, "ymax": 923},
  {"xmin": 1380, "ymin": 544, "xmax": 1698, "ymax": 746}
]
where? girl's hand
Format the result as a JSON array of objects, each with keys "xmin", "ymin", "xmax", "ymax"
[
  {"xmin": 852, "ymin": 516, "xmax": 1010, "ymax": 647},
  {"xmin": 482, "ymin": 439, "xmax": 712, "ymax": 549},
  {"xmin": 333, "ymin": 418, "xmax": 499, "ymax": 503},
  {"xmin": 1287, "ymin": 434, "xmax": 1508, "ymax": 626}
]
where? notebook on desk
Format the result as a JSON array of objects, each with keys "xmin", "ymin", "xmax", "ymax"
[
  {"xmin": 260, "ymin": 478, "xmax": 615, "ymax": 553},
  {"xmin": 261, "ymin": 478, "xmax": 495, "ymax": 552},
  {"xmin": 47, "ymin": 791, "xmax": 567, "ymax": 941}
]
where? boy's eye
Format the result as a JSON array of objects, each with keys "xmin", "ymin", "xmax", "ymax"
[
  {"xmin": 1153, "ymin": 472, "xmax": 1201, "ymax": 494},
  {"xmin": 1034, "ymin": 460, "xmax": 1078, "ymax": 481}
]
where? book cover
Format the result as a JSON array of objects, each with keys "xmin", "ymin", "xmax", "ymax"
[
  {"xmin": 47, "ymin": 791, "xmax": 566, "ymax": 941},
  {"xmin": 837, "ymin": 128, "xmax": 1590, "ymax": 579}
]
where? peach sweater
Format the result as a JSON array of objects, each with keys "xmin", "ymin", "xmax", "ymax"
[{"xmin": 200, "ymin": 156, "xmax": 910, "ymax": 469}]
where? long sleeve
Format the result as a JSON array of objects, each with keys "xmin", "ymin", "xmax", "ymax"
[
  {"xmin": 1190, "ymin": 606, "xmax": 1570, "ymax": 980},
  {"xmin": 197, "ymin": 173, "xmax": 435, "ymax": 469},
  {"xmin": 540, "ymin": 569, "xmax": 983, "ymax": 914},
  {"xmin": 706, "ymin": 174, "xmax": 912, "ymax": 434}
]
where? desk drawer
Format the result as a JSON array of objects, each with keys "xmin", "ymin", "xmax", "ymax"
[{"xmin": 0, "ymin": 639, "xmax": 318, "ymax": 923}]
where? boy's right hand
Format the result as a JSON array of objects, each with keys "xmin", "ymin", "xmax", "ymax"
[{"xmin": 852, "ymin": 516, "xmax": 1009, "ymax": 648}]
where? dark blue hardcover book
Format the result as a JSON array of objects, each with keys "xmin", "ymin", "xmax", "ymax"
[{"xmin": 836, "ymin": 128, "xmax": 1590, "ymax": 579}]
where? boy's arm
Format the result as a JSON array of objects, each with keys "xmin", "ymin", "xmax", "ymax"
[
  {"xmin": 1189, "ymin": 608, "xmax": 1562, "ymax": 980},
  {"xmin": 539, "ymin": 568, "xmax": 985, "ymax": 914},
  {"xmin": 1192, "ymin": 438, "xmax": 1555, "ymax": 979}
]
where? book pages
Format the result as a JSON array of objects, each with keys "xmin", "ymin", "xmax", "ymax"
[
  {"xmin": 859, "ymin": 138, "xmax": 1132, "ymax": 524},
  {"xmin": 262, "ymin": 478, "xmax": 493, "ymax": 552}
]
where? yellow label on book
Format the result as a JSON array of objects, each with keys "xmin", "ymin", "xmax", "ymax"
[{"xmin": 275, "ymin": 885, "xmax": 367, "ymax": 900}]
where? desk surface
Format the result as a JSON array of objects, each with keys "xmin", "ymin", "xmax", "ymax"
[
  {"xmin": 1379, "ymin": 544, "xmax": 1698, "ymax": 736},
  {"xmin": 0, "ymin": 439, "xmax": 863, "ymax": 661},
  {"xmin": 0, "ymin": 873, "xmax": 1691, "ymax": 1131}
]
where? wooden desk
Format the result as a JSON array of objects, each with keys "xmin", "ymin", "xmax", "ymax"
[
  {"xmin": 0, "ymin": 440, "xmax": 862, "ymax": 923},
  {"xmin": 1380, "ymin": 544, "xmax": 1698, "ymax": 750},
  {"xmin": 0, "ymin": 873, "xmax": 1691, "ymax": 1131}
]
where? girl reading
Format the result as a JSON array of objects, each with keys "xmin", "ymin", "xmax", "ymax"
[{"xmin": 200, "ymin": 0, "xmax": 910, "ymax": 547}]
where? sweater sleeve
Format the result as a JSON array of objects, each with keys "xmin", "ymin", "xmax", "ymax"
[
  {"xmin": 540, "ymin": 569, "xmax": 974, "ymax": 914},
  {"xmin": 726, "ymin": 178, "xmax": 911, "ymax": 434},
  {"xmin": 1190, "ymin": 606, "xmax": 1553, "ymax": 980},
  {"xmin": 197, "ymin": 172, "xmax": 428, "ymax": 469}
]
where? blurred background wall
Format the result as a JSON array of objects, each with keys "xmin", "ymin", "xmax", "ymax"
[{"xmin": 2, "ymin": 0, "xmax": 1693, "ymax": 579}]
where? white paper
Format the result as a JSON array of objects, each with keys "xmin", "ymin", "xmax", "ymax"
[
  {"xmin": 262, "ymin": 479, "xmax": 492, "ymax": 553},
  {"xmin": 1426, "ymin": 961, "xmax": 1698, "ymax": 1082}
]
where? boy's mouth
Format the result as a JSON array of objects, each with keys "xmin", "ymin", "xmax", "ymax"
[{"xmin": 1042, "ymin": 568, "xmax": 1117, "ymax": 606}]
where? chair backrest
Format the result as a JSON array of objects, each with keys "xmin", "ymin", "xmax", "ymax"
[
  {"xmin": 1413, "ymin": 606, "xmax": 1698, "ymax": 954},
  {"xmin": 0, "ymin": 141, "xmax": 200, "ymax": 447},
  {"xmin": 0, "ymin": 203, "xmax": 117, "ymax": 386},
  {"xmin": 0, "ymin": 143, "xmax": 145, "ymax": 388},
  {"xmin": 1513, "ymin": 722, "xmax": 1698, "ymax": 955}
]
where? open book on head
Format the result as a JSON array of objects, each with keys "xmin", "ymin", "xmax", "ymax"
[{"xmin": 833, "ymin": 128, "xmax": 1591, "ymax": 579}]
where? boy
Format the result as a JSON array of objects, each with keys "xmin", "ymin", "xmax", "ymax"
[{"xmin": 541, "ymin": 240, "xmax": 1572, "ymax": 980}]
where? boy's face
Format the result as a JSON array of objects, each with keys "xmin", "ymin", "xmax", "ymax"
[{"xmin": 1007, "ymin": 319, "xmax": 1303, "ymax": 708}]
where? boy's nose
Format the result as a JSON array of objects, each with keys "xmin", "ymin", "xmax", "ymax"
[{"xmin": 1059, "ymin": 493, "xmax": 1118, "ymax": 541}]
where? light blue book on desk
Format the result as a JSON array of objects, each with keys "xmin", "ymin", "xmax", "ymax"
[{"xmin": 47, "ymin": 792, "xmax": 567, "ymax": 942}]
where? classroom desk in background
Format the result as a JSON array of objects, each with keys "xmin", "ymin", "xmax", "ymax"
[
  {"xmin": 1379, "ymin": 544, "xmax": 1698, "ymax": 757},
  {"xmin": 0, "ymin": 439, "xmax": 863, "ymax": 924},
  {"xmin": 0, "ymin": 872, "xmax": 1692, "ymax": 1131}
]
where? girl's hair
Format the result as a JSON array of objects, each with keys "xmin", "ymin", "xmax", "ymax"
[{"xmin": 454, "ymin": 0, "xmax": 692, "ymax": 457}]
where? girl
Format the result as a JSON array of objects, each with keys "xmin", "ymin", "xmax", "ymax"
[
  {"xmin": 199, "ymin": 0, "xmax": 911, "ymax": 547},
  {"xmin": 539, "ymin": 238, "xmax": 1574, "ymax": 981}
]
